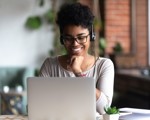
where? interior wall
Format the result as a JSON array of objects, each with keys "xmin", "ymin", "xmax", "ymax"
[
  {"xmin": 0, "ymin": 0, "xmax": 54, "ymax": 68},
  {"xmin": 148, "ymin": 0, "xmax": 150, "ymax": 65}
]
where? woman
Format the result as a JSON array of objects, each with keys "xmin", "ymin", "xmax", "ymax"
[{"xmin": 39, "ymin": 2, "xmax": 114, "ymax": 114}]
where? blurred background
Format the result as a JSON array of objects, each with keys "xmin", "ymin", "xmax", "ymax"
[{"xmin": 0, "ymin": 0, "xmax": 150, "ymax": 115}]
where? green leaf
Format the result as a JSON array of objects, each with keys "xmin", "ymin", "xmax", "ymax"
[
  {"xmin": 25, "ymin": 16, "xmax": 42, "ymax": 30},
  {"xmin": 104, "ymin": 106, "xmax": 119, "ymax": 114},
  {"xmin": 44, "ymin": 9, "xmax": 55, "ymax": 24},
  {"xmin": 113, "ymin": 42, "xmax": 123, "ymax": 54},
  {"xmin": 39, "ymin": 0, "xmax": 44, "ymax": 7}
]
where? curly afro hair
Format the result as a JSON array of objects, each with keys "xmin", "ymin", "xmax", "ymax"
[{"xmin": 56, "ymin": 2, "xmax": 95, "ymax": 33}]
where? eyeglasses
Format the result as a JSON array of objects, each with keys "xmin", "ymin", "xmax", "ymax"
[{"xmin": 61, "ymin": 34, "xmax": 90, "ymax": 45}]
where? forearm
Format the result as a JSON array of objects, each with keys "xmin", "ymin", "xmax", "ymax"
[
  {"xmin": 96, "ymin": 59, "xmax": 114, "ymax": 114},
  {"xmin": 96, "ymin": 92, "xmax": 111, "ymax": 114}
]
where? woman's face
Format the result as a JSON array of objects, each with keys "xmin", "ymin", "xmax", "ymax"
[{"xmin": 62, "ymin": 25, "xmax": 90, "ymax": 57}]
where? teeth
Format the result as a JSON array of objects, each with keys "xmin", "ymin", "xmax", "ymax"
[{"xmin": 72, "ymin": 48, "xmax": 81, "ymax": 52}]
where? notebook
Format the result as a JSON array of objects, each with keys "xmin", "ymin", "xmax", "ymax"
[{"xmin": 27, "ymin": 77, "xmax": 96, "ymax": 120}]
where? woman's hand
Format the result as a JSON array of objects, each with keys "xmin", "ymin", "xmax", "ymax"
[{"xmin": 67, "ymin": 55, "xmax": 84, "ymax": 74}]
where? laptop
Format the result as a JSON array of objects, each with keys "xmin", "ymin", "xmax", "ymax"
[{"xmin": 27, "ymin": 77, "xmax": 96, "ymax": 120}]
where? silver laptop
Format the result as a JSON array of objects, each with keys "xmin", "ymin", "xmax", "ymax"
[{"xmin": 27, "ymin": 77, "xmax": 96, "ymax": 120}]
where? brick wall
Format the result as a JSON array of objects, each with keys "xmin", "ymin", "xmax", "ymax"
[
  {"xmin": 80, "ymin": 0, "xmax": 148, "ymax": 67},
  {"xmin": 105, "ymin": 0, "xmax": 130, "ymax": 54},
  {"xmin": 105, "ymin": 0, "xmax": 148, "ymax": 67},
  {"xmin": 135, "ymin": 0, "xmax": 148, "ymax": 67}
]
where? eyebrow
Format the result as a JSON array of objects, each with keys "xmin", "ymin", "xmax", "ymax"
[{"xmin": 64, "ymin": 33, "xmax": 87, "ymax": 37}]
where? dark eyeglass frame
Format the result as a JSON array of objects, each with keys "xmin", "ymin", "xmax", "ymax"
[{"xmin": 61, "ymin": 34, "xmax": 90, "ymax": 44}]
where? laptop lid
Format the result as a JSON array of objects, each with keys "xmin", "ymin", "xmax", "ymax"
[{"xmin": 27, "ymin": 77, "xmax": 96, "ymax": 120}]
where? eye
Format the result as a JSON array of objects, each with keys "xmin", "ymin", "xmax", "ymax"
[
  {"xmin": 77, "ymin": 36, "xmax": 85, "ymax": 41},
  {"xmin": 64, "ymin": 37, "xmax": 73, "ymax": 41}
]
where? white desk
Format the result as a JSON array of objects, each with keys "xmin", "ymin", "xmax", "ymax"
[
  {"xmin": 0, "ymin": 115, "xmax": 102, "ymax": 120},
  {"xmin": 1, "ymin": 108, "xmax": 150, "ymax": 120},
  {"xmin": 1, "ymin": 115, "xmax": 150, "ymax": 120},
  {"xmin": 0, "ymin": 115, "xmax": 103, "ymax": 120}
]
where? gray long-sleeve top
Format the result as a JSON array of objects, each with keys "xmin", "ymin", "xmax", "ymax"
[{"xmin": 39, "ymin": 56, "xmax": 114, "ymax": 114}]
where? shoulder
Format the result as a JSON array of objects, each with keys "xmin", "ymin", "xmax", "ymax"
[
  {"xmin": 45, "ymin": 56, "xmax": 58, "ymax": 62},
  {"xmin": 42, "ymin": 56, "xmax": 58, "ymax": 66},
  {"xmin": 95, "ymin": 57, "xmax": 114, "ymax": 71},
  {"xmin": 39, "ymin": 56, "xmax": 59, "ymax": 76},
  {"xmin": 95, "ymin": 57, "xmax": 114, "ymax": 77},
  {"xmin": 96, "ymin": 57, "xmax": 114, "ymax": 66}
]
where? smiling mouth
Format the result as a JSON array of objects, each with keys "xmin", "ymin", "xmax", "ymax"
[{"xmin": 72, "ymin": 47, "xmax": 82, "ymax": 52}]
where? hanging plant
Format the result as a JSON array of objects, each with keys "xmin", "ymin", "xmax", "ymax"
[
  {"xmin": 44, "ymin": 9, "xmax": 55, "ymax": 24},
  {"xmin": 39, "ymin": 0, "xmax": 44, "ymax": 7},
  {"xmin": 25, "ymin": 16, "xmax": 42, "ymax": 30},
  {"xmin": 93, "ymin": 18, "xmax": 102, "ymax": 31},
  {"xmin": 99, "ymin": 37, "xmax": 107, "ymax": 56}
]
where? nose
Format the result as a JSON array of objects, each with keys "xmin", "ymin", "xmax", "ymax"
[{"xmin": 72, "ymin": 38, "xmax": 79, "ymax": 45}]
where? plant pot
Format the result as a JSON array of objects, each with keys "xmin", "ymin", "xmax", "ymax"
[{"xmin": 103, "ymin": 114, "xmax": 119, "ymax": 120}]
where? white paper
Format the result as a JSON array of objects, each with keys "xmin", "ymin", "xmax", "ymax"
[
  {"xmin": 119, "ymin": 108, "xmax": 150, "ymax": 120},
  {"xmin": 119, "ymin": 113, "xmax": 150, "ymax": 120},
  {"xmin": 119, "ymin": 108, "xmax": 150, "ymax": 114}
]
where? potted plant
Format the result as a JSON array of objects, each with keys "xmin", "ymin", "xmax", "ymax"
[
  {"xmin": 113, "ymin": 42, "xmax": 123, "ymax": 54},
  {"xmin": 109, "ymin": 42, "xmax": 123, "ymax": 69},
  {"xmin": 103, "ymin": 106, "xmax": 120, "ymax": 120}
]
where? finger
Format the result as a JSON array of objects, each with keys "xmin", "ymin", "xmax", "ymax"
[{"xmin": 70, "ymin": 57, "xmax": 76, "ymax": 66}]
